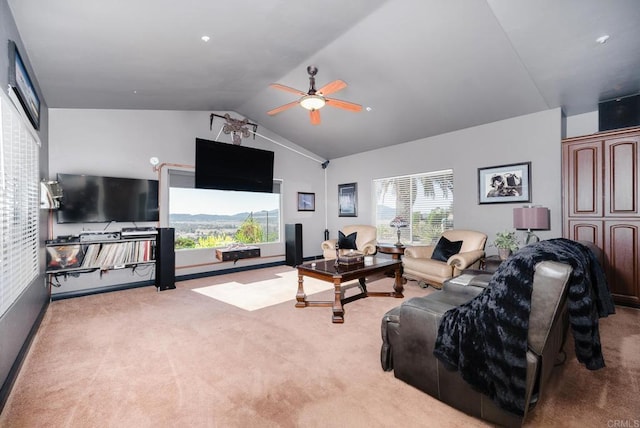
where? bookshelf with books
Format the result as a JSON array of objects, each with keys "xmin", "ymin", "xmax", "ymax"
[{"xmin": 45, "ymin": 236, "xmax": 156, "ymax": 274}]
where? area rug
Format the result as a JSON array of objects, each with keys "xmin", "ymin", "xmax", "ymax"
[{"xmin": 192, "ymin": 269, "xmax": 335, "ymax": 311}]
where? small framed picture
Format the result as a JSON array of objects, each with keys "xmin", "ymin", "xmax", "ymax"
[
  {"xmin": 478, "ymin": 161, "xmax": 531, "ymax": 204},
  {"xmin": 297, "ymin": 192, "xmax": 315, "ymax": 211},
  {"xmin": 8, "ymin": 40, "xmax": 40, "ymax": 130},
  {"xmin": 338, "ymin": 182, "xmax": 358, "ymax": 217}
]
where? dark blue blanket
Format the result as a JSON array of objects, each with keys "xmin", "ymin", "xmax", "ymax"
[{"xmin": 433, "ymin": 239, "xmax": 615, "ymax": 416}]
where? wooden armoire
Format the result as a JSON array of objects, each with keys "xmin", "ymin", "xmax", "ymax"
[{"xmin": 562, "ymin": 126, "xmax": 640, "ymax": 307}]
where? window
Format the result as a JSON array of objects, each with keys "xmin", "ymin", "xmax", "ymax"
[
  {"xmin": 374, "ymin": 169, "xmax": 453, "ymax": 245},
  {"xmin": 168, "ymin": 169, "xmax": 281, "ymax": 250},
  {"xmin": 0, "ymin": 92, "xmax": 40, "ymax": 318}
]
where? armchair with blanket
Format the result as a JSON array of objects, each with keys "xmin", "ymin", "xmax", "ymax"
[
  {"xmin": 321, "ymin": 225, "xmax": 377, "ymax": 259},
  {"xmin": 380, "ymin": 239, "xmax": 615, "ymax": 427},
  {"xmin": 402, "ymin": 229, "xmax": 487, "ymax": 289}
]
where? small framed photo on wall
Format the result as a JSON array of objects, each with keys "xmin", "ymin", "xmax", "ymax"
[
  {"xmin": 478, "ymin": 161, "xmax": 531, "ymax": 204},
  {"xmin": 297, "ymin": 192, "xmax": 315, "ymax": 211},
  {"xmin": 338, "ymin": 183, "xmax": 358, "ymax": 217}
]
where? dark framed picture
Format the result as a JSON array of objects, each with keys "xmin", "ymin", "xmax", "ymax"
[
  {"xmin": 8, "ymin": 40, "xmax": 40, "ymax": 130},
  {"xmin": 338, "ymin": 182, "xmax": 358, "ymax": 217},
  {"xmin": 297, "ymin": 192, "xmax": 315, "ymax": 211},
  {"xmin": 478, "ymin": 162, "xmax": 531, "ymax": 204}
]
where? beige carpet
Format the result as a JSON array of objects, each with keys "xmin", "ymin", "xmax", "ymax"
[
  {"xmin": 192, "ymin": 269, "xmax": 334, "ymax": 311},
  {"xmin": 1, "ymin": 265, "xmax": 638, "ymax": 427}
]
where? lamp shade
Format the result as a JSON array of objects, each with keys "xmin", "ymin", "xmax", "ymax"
[
  {"xmin": 513, "ymin": 206, "xmax": 549, "ymax": 230},
  {"xmin": 390, "ymin": 216, "xmax": 408, "ymax": 228}
]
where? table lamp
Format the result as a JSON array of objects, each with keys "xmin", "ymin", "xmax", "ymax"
[
  {"xmin": 389, "ymin": 216, "xmax": 408, "ymax": 247},
  {"xmin": 513, "ymin": 206, "xmax": 549, "ymax": 244}
]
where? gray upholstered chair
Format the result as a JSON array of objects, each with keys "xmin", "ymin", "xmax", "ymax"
[
  {"xmin": 381, "ymin": 260, "xmax": 573, "ymax": 427},
  {"xmin": 321, "ymin": 224, "xmax": 377, "ymax": 259},
  {"xmin": 402, "ymin": 229, "xmax": 487, "ymax": 288}
]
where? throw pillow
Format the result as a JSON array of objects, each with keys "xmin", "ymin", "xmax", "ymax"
[
  {"xmin": 431, "ymin": 236, "xmax": 463, "ymax": 262},
  {"xmin": 338, "ymin": 231, "xmax": 358, "ymax": 250}
]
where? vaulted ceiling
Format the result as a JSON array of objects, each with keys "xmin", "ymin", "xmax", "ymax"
[{"xmin": 8, "ymin": 0, "xmax": 640, "ymax": 160}]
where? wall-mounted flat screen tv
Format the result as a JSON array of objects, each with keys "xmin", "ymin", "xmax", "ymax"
[
  {"xmin": 56, "ymin": 173, "xmax": 159, "ymax": 224},
  {"xmin": 195, "ymin": 138, "xmax": 274, "ymax": 193}
]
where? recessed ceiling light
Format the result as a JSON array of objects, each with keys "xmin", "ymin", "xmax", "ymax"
[
  {"xmin": 201, "ymin": 35, "xmax": 210, "ymax": 42},
  {"xmin": 596, "ymin": 35, "xmax": 610, "ymax": 44}
]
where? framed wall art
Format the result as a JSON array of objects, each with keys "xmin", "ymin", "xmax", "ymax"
[
  {"xmin": 478, "ymin": 161, "xmax": 531, "ymax": 204},
  {"xmin": 338, "ymin": 182, "xmax": 358, "ymax": 217},
  {"xmin": 297, "ymin": 192, "xmax": 315, "ymax": 211},
  {"xmin": 8, "ymin": 40, "xmax": 40, "ymax": 130}
]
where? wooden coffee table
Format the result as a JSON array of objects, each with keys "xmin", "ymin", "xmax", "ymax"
[{"xmin": 296, "ymin": 257, "xmax": 404, "ymax": 323}]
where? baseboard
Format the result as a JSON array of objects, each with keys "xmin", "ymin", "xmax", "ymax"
[
  {"xmin": 50, "ymin": 258, "xmax": 322, "ymax": 300},
  {"xmin": 0, "ymin": 298, "xmax": 49, "ymax": 412},
  {"xmin": 50, "ymin": 280, "xmax": 155, "ymax": 301},
  {"xmin": 51, "ymin": 260, "xmax": 295, "ymax": 300},
  {"xmin": 176, "ymin": 256, "xmax": 328, "ymax": 282},
  {"xmin": 176, "ymin": 260, "xmax": 286, "ymax": 282}
]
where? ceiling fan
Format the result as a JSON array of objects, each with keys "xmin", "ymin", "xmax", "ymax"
[{"xmin": 267, "ymin": 66, "xmax": 362, "ymax": 125}]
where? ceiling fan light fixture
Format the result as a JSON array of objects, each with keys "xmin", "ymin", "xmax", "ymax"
[{"xmin": 300, "ymin": 95, "xmax": 326, "ymax": 110}]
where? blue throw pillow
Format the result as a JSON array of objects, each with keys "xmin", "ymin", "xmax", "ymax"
[
  {"xmin": 338, "ymin": 231, "xmax": 358, "ymax": 250},
  {"xmin": 431, "ymin": 236, "xmax": 463, "ymax": 262}
]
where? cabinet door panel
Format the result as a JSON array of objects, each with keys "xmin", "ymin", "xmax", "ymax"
[
  {"xmin": 563, "ymin": 141, "xmax": 603, "ymax": 217},
  {"xmin": 604, "ymin": 221, "xmax": 640, "ymax": 307},
  {"xmin": 604, "ymin": 137, "xmax": 639, "ymax": 216},
  {"xmin": 567, "ymin": 220, "xmax": 603, "ymax": 249}
]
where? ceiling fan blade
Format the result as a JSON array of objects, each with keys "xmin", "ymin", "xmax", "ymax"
[
  {"xmin": 267, "ymin": 101, "xmax": 299, "ymax": 116},
  {"xmin": 325, "ymin": 98, "xmax": 363, "ymax": 112},
  {"xmin": 310, "ymin": 109, "xmax": 321, "ymax": 125},
  {"xmin": 317, "ymin": 80, "xmax": 347, "ymax": 96},
  {"xmin": 269, "ymin": 83, "xmax": 307, "ymax": 96}
]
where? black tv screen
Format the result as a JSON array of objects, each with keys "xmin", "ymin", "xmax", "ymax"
[
  {"xmin": 195, "ymin": 138, "xmax": 274, "ymax": 193},
  {"xmin": 56, "ymin": 174, "xmax": 159, "ymax": 224},
  {"xmin": 599, "ymin": 94, "xmax": 640, "ymax": 131}
]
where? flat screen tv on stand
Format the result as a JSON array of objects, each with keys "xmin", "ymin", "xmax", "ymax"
[{"xmin": 195, "ymin": 138, "xmax": 275, "ymax": 193}]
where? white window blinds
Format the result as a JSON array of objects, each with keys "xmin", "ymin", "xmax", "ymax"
[
  {"xmin": 0, "ymin": 91, "xmax": 40, "ymax": 318},
  {"xmin": 374, "ymin": 169, "xmax": 454, "ymax": 245}
]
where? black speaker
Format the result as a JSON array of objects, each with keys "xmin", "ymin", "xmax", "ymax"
[
  {"xmin": 155, "ymin": 228, "xmax": 175, "ymax": 291},
  {"xmin": 285, "ymin": 223, "xmax": 303, "ymax": 267},
  {"xmin": 599, "ymin": 94, "xmax": 640, "ymax": 132}
]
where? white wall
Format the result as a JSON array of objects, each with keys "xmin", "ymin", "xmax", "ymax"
[
  {"xmin": 49, "ymin": 107, "xmax": 567, "ymax": 295},
  {"xmin": 565, "ymin": 111, "xmax": 598, "ymax": 137},
  {"xmin": 49, "ymin": 109, "xmax": 327, "ymax": 294},
  {"xmin": 325, "ymin": 108, "xmax": 564, "ymax": 255}
]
